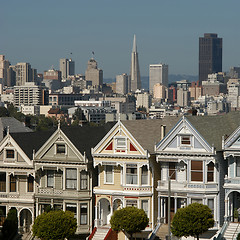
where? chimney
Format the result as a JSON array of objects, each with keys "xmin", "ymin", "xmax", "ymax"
[{"xmin": 160, "ymin": 125, "xmax": 166, "ymax": 140}]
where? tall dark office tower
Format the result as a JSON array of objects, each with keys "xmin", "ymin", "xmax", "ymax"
[{"xmin": 199, "ymin": 33, "xmax": 222, "ymax": 84}]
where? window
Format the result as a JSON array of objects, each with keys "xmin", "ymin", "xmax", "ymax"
[
  {"xmin": 56, "ymin": 144, "xmax": 65, "ymax": 154},
  {"xmin": 105, "ymin": 166, "xmax": 113, "ymax": 184},
  {"xmin": 115, "ymin": 137, "xmax": 126, "ymax": 149},
  {"xmin": 80, "ymin": 171, "xmax": 88, "ymax": 190},
  {"xmin": 66, "ymin": 203, "xmax": 77, "ymax": 219},
  {"xmin": 126, "ymin": 164, "xmax": 138, "ymax": 185},
  {"xmin": 66, "ymin": 169, "xmax": 77, "ymax": 189},
  {"xmin": 208, "ymin": 199, "xmax": 214, "ymax": 216},
  {"xmin": 10, "ymin": 175, "xmax": 16, "ymax": 192},
  {"xmin": 0, "ymin": 173, "xmax": 6, "ymax": 192},
  {"xmin": 28, "ymin": 176, "xmax": 34, "ymax": 192},
  {"xmin": 126, "ymin": 200, "xmax": 137, "ymax": 207},
  {"xmin": 181, "ymin": 135, "xmax": 191, "ymax": 145},
  {"xmin": 6, "ymin": 150, "xmax": 14, "ymax": 159},
  {"xmin": 207, "ymin": 162, "xmax": 214, "ymax": 182},
  {"xmin": 191, "ymin": 161, "xmax": 203, "ymax": 181},
  {"xmin": 80, "ymin": 204, "xmax": 88, "ymax": 225},
  {"xmin": 47, "ymin": 170, "xmax": 54, "ymax": 187},
  {"xmin": 169, "ymin": 162, "xmax": 176, "ymax": 180},
  {"xmin": 141, "ymin": 200, "xmax": 148, "ymax": 217},
  {"xmin": 141, "ymin": 166, "xmax": 148, "ymax": 185},
  {"xmin": 236, "ymin": 158, "xmax": 240, "ymax": 177}
]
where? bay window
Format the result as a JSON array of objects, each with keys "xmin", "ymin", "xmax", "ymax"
[
  {"xmin": 105, "ymin": 166, "xmax": 113, "ymax": 184},
  {"xmin": 191, "ymin": 160, "xmax": 203, "ymax": 182},
  {"xmin": 141, "ymin": 166, "xmax": 148, "ymax": 185}
]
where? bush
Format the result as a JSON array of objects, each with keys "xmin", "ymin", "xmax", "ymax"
[
  {"xmin": 32, "ymin": 210, "xmax": 77, "ymax": 240},
  {"xmin": 2, "ymin": 208, "xmax": 18, "ymax": 238}
]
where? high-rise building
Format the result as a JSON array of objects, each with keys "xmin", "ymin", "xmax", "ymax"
[
  {"xmin": 130, "ymin": 35, "xmax": 141, "ymax": 92},
  {"xmin": 59, "ymin": 58, "xmax": 75, "ymax": 80},
  {"xmin": 0, "ymin": 55, "xmax": 10, "ymax": 86},
  {"xmin": 199, "ymin": 33, "xmax": 222, "ymax": 84},
  {"xmin": 116, "ymin": 73, "xmax": 129, "ymax": 95},
  {"xmin": 149, "ymin": 64, "xmax": 168, "ymax": 93},
  {"xmin": 15, "ymin": 62, "xmax": 35, "ymax": 86},
  {"xmin": 14, "ymin": 82, "xmax": 49, "ymax": 106},
  {"xmin": 85, "ymin": 58, "xmax": 103, "ymax": 87}
]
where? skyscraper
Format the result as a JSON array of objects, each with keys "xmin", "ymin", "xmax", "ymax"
[
  {"xmin": 59, "ymin": 58, "xmax": 75, "ymax": 80},
  {"xmin": 15, "ymin": 62, "xmax": 35, "ymax": 86},
  {"xmin": 199, "ymin": 33, "xmax": 222, "ymax": 84},
  {"xmin": 85, "ymin": 58, "xmax": 103, "ymax": 87},
  {"xmin": 130, "ymin": 35, "xmax": 141, "ymax": 92},
  {"xmin": 116, "ymin": 73, "xmax": 129, "ymax": 95},
  {"xmin": 149, "ymin": 63, "xmax": 168, "ymax": 94}
]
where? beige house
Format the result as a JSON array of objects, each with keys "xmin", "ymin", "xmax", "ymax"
[{"xmin": 92, "ymin": 119, "xmax": 179, "ymax": 239}]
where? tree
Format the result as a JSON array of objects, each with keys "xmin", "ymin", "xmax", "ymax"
[
  {"xmin": 171, "ymin": 203, "xmax": 214, "ymax": 240},
  {"xmin": 110, "ymin": 206, "xmax": 149, "ymax": 240},
  {"xmin": 2, "ymin": 208, "xmax": 18, "ymax": 238},
  {"xmin": 32, "ymin": 210, "xmax": 77, "ymax": 240}
]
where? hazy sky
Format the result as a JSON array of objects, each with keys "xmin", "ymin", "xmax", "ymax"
[{"xmin": 1, "ymin": 0, "xmax": 240, "ymax": 78}]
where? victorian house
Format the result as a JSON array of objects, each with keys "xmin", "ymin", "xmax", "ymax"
[
  {"xmin": 91, "ymin": 119, "xmax": 179, "ymax": 239},
  {"xmin": 155, "ymin": 113, "xmax": 240, "ymax": 235},
  {"xmin": 0, "ymin": 123, "xmax": 113, "ymax": 238}
]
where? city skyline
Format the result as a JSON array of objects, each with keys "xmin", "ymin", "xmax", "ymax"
[{"xmin": 2, "ymin": 0, "xmax": 240, "ymax": 78}]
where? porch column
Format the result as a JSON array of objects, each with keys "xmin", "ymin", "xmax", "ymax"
[
  {"xmin": 36, "ymin": 198, "xmax": 39, "ymax": 217},
  {"xmin": 157, "ymin": 195, "xmax": 160, "ymax": 222},
  {"xmin": 174, "ymin": 197, "xmax": 177, "ymax": 213},
  {"xmin": 6, "ymin": 173, "xmax": 10, "ymax": 193}
]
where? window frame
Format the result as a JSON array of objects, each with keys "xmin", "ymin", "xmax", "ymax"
[
  {"xmin": 169, "ymin": 162, "xmax": 176, "ymax": 180},
  {"xmin": 0, "ymin": 173, "xmax": 6, "ymax": 192},
  {"xmin": 47, "ymin": 170, "xmax": 54, "ymax": 188},
  {"xmin": 114, "ymin": 136, "xmax": 127, "ymax": 153},
  {"xmin": 27, "ymin": 175, "xmax": 34, "ymax": 192},
  {"xmin": 10, "ymin": 175, "xmax": 17, "ymax": 192},
  {"xmin": 66, "ymin": 168, "xmax": 77, "ymax": 190},
  {"xmin": 141, "ymin": 200, "xmax": 149, "ymax": 217},
  {"xmin": 104, "ymin": 165, "xmax": 114, "ymax": 184},
  {"xmin": 207, "ymin": 162, "xmax": 214, "ymax": 182},
  {"xmin": 55, "ymin": 143, "xmax": 66, "ymax": 155},
  {"xmin": 191, "ymin": 160, "xmax": 203, "ymax": 182},
  {"xmin": 141, "ymin": 165, "xmax": 148, "ymax": 185},
  {"xmin": 80, "ymin": 203, "xmax": 88, "ymax": 225},
  {"xmin": 126, "ymin": 164, "xmax": 138, "ymax": 185},
  {"xmin": 236, "ymin": 158, "xmax": 240, "ymax": 177},
  {"xmin": 80, "ymin": 171, "xmax": 88, "ymax": 190},
  {"xmin": 180, "ymin": 135, "xmax": 191, "ymax": 146}
]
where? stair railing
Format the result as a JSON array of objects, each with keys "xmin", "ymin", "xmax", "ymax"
[
  {"xmin": 213, "ymin": 217, "xmax": 230, "ymax": 240},
  {"xmin": 232, "ymin": 222, "xmax": 240, "ymax": 240},
  {"xmin": 147, "ymin": 222, "xmax": 161, "ymax": 240}
]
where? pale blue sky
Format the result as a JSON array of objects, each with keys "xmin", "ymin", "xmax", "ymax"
[{"xmin": 1, "ymin": 0, "xmax": 240, "ymax": 78}]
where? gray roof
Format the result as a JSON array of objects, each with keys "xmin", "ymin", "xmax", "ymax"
[
  {"xmin": 186, "ymin": 112, "xmax": 240, "ymax": 151},
  {"xmin": 0, "ymin": 117, "xmax": 32, "ymax": 133},
  {"xmin": 122, "ymin": 117, "xmax": 181, "ymax": 153}
]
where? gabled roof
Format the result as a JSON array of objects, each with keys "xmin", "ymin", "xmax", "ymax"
[
  {"xmin": 0, "ymin": 117, "xmax": 32, "ymax": 133},
  {"xmin": 121, "ymin": 118, "xmax": 180, "ymax": 153},
  {"xmin": 10, "ymin": 122, "xmax": 115, "ymax": 160},
  {"xmin": 186, "ymin": 112, "xmax": 240, "ymax": 151},
  {"xmin": 10, "ymin": 131, "xmax": 55, "ymax": 159}
]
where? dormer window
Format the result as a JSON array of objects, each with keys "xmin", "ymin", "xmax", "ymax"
[
  {"xmin": 6, "ymin": 150, "xmax": 15, "ymax": 159},
  {"xmin": 181, "ymin": 135, "xmax": 191, "ymax": 145},
  {"xmin": 56, "ymin": 144, "xmax": 65, "ymax": 154}
]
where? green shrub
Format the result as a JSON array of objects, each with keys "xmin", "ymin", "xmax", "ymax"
[{"xmin": 2, "ymin": 208, "xmax": 18, "ymax": 238}]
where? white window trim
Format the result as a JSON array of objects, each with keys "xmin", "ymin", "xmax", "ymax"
[
  {"xmin": 126, "ymin": 164, "xmax": 138, "ymax": 186},
  {"xmin": 104, "ymin": 165, "xmax": 114, "ymax": 184},
  {"xmin": 114, "ymin": 136, "xmax": 127, "ymax": 154},
  {"xmin": 55, "ymin": 142, "xmax": 67, "ymax": 156},
  {"xmin": 180, "ymin": 135, "xmax": 192, "ymax": 147},
  {"xmin": 4, "ymin": 148, "xmax": 16, "ymax": 162},
  {"xmin": 141, "ymin": 199, "xmax": 149, "ymax": 218},
  {"xmin": 46, "ymin": 170, "xmax": 54, "ymax": 188},
  {"xmin": 141, "ymin": 165, "xmax": 149, "ymax": 186}
]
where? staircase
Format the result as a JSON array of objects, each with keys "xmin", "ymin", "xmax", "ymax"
[
  {"xmin": 155, "ymin": 224, "xmax": 168, "ymax": 240},
  {"xmin": 92, "ymin": 227, "xmax": 111, "ymax": 240},
  {"xmin": 223, "ymin": 222, "xmax": 240, "ymax": 240}
]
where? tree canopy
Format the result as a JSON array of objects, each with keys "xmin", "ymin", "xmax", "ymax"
[
  {"xmin": 32, "ymin": 210, "xmax": 77, "ymax": 240},
  {"xmin": 171, "ymin": 203, "xmax": 214, "ymax": 240},
  {"xmin": 110, "ymin": 206, "xmax": 149, "ymax": 240}
]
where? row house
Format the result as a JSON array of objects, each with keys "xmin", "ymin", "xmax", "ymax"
[
  {"xmin": 155, "ymin": 113, "xmax": 240, "ymax": 233},
  {"xmin": 92, "ymin": 119, "xmax": 179, "ymax": 239},
  {"xmin": 0, "ymin": 123, "xmax": 113, "ymax": 238}
]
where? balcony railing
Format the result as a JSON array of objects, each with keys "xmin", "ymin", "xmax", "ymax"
[
  {"xmin": 37, "ymin": 188, "xmax": 90, "ymax": 197},
  {"xmin": 157, "ymin": 180, "xmax": 218, "ymax": 191},
  {"xmin": 224, "ymin": 178, "xmax": 240, "ymax": 185}
]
